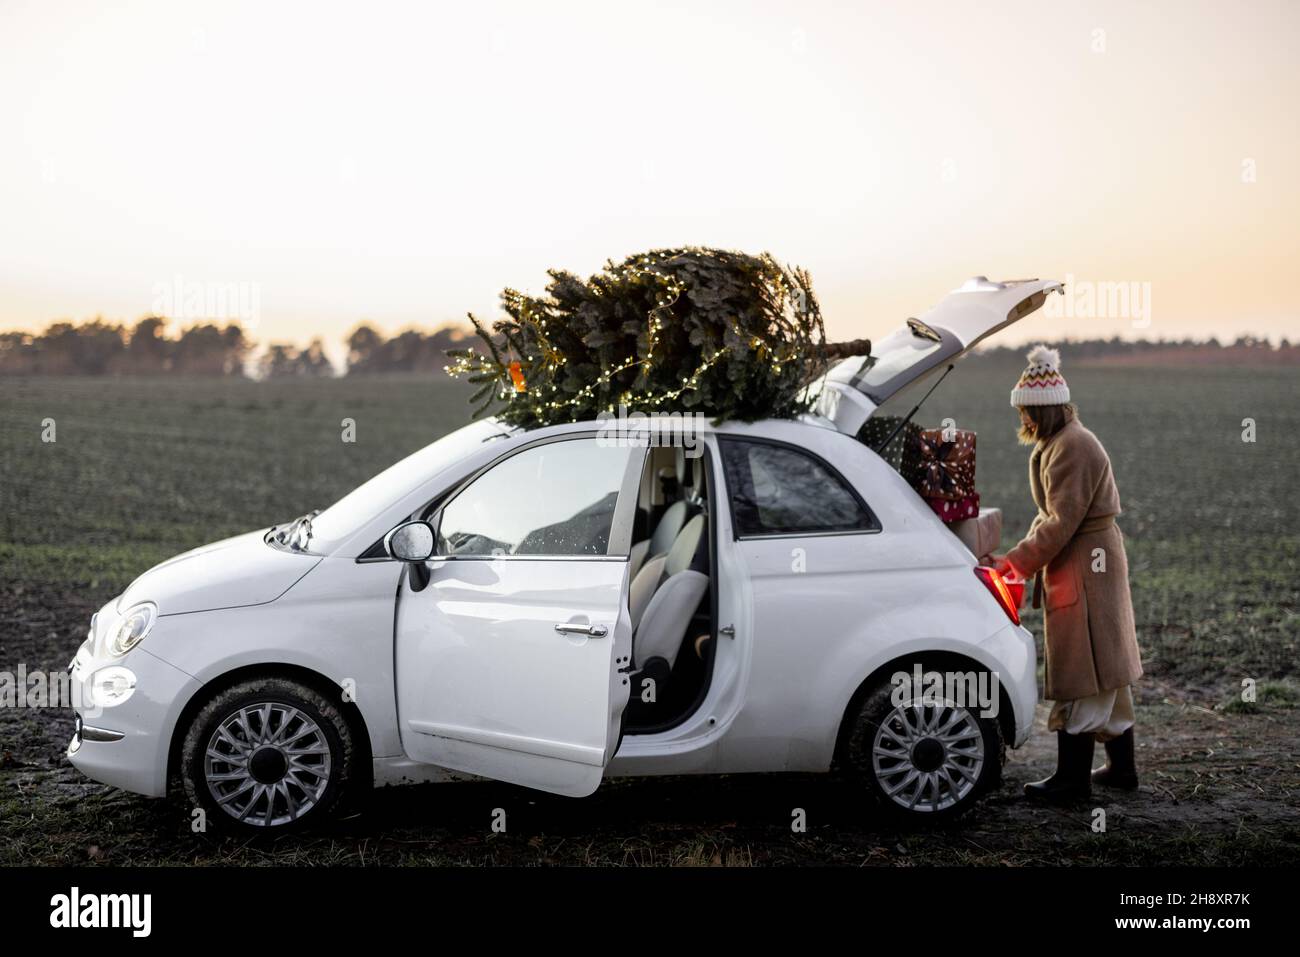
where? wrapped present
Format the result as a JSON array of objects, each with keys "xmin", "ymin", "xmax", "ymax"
[
  {"xmin": 949, "ymin": 507, "xmax": 1002, "ymax": 560},
  {"xmin": 913, "ymin": 427, "xmax": 976, "ymax": 500},
  {"xmin": 926, "ymin": 492, "xmax": 980, "ymax": 523}
]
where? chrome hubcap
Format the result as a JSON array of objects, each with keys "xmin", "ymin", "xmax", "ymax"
[
  {"xmin": 871, "ymin": 700, "xmax": 985, "ymax": 813},
  {"xmin": 204, "ymin": 703, "xmax": 332, "ymax": 826}
]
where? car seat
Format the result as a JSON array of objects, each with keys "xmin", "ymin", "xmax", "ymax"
[
  {"xmin": 627, "ymin": 448, "xmax": 699, "ymax": 577},
  {"xmin": 628, "ymin": 513, "xmax": 709, "ymax": 671}
]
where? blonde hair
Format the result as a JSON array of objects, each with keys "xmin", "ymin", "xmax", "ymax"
[{"xmin": 1017, "ymin": 403, "xmax": 1078, "ymax": 445}]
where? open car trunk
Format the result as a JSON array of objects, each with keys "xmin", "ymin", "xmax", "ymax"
[
  {"xmin": 807, "ymin": 276, "xmax": 1063, "ymax": 438},
  {"xmin": 806, "ymin": 276, "xmax": 1063, "ymax": 561}
]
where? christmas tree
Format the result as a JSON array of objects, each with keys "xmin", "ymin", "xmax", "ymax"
[{"xmin": 446, "ymin": 247, "xmax": 869, "ymax": 428}]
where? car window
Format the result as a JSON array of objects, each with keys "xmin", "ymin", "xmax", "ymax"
[
  {"xmin": 851, "ymin": 326, "xmax": 943, "ymax": 390},
  {"xmin": 719, "ymin": 438, "xmax": 876, "ymax": 537},
  {"xmin": 438, "ymin": 438, "xmax": 636, "ymax": 557}
]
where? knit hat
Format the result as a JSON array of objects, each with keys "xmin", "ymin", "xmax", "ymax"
[{"xmin": 1009, "ymin": 345, "xmax": 1070, "ymax": 406}]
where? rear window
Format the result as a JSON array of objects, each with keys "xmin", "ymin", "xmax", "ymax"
[
  {"xmin": 834, "ymin": 319, "xmax": 960, "ymax": 404},
  {"xmin": 719, "ymin": 438, "xmax": 877, "ymax": 537},
  {"xmin": 852, "ymin": 331, "xmax": 943, "ymax": 389}
]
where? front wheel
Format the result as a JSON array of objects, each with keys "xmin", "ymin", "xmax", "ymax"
[
  {"xmin": 181, "ymin": 678, "xmax": 356, "ymax": 833},
  {"xmin": 843, "ymin": 678, "xmax": 1003, "ymax": 821}
]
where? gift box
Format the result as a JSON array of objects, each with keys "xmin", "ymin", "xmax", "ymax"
[
  {"xmin": 949, "ymin": 507, "xmax": 1002, "ymax": 561},
  {"xmin": 926, "ymin": 492, "xmax": 980, "ymax": 523},
  {"xmin": 913, "ymin": 428, "xmax": 976, "ymax": 500}
]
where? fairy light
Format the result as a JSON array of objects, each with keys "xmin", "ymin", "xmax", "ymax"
[{"xmin": 447, "ymin": 247, "xmax": 815, "ymax": 422}]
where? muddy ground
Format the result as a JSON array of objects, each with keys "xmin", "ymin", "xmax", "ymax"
[
  {"xmin": 3, "ymin": 368, "xmax": 1297, "ymax": 865},
  {"xmin": 3, "ymin": 584, "xmax": 1297, "ymax": 867}
]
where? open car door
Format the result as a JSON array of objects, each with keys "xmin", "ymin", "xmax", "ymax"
[
  {"xmin": 394, "ymin": 436, "xmax": 644, "ymax": 797},
  {"xmin": 809, "ymin": 276, "xmax": 1064, "ymax": 436}
]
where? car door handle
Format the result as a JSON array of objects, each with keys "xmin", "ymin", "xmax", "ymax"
[{"xmin": 555, "ymin": 623, "xmax": 608, "ymax": 638}]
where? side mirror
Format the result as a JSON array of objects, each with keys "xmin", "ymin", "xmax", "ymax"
[{"xmin": 384, "ymin": 521, "xmax": 436, "ymax": 562}]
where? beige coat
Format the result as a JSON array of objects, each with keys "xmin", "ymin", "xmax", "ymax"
[{"xmin": 1006, "ymin": 418, "xmax": 1143, "ymax": 701}]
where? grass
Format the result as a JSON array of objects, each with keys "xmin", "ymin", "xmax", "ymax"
[
  {"xmin": 0, "ymin": 373, "xmax": 473, "ymax": 587},
  {"xmin": 1, "ymin": 361, "xmax": 1297, "ymax": 866},
  {"xmin": 1220, "ymin": 680, "xmax": 1300, "ymax": 714}
]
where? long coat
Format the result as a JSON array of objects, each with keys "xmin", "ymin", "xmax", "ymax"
[{"xmin": 1005, "ymin": 417, "xmax": 1143, "ymax": 701}]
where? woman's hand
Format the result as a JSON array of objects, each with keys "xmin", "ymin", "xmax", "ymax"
[
  {"xmin": 983, "ymin": 551, "xmax": 1025, "ymax": 582},
  {"xmin": 986, "ymin": 553, "xmax": 1027, "ymax": 608},
  {"xmin": 991, "ymin": 553, "xmax": 1020, "ymax": 580}
]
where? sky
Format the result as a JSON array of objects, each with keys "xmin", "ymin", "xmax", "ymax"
[{"xmin": 1, "ymin": 0, "xmax": 1297, "ymax": 359}]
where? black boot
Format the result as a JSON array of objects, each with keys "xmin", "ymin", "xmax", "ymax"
[
  {"xmin": 1024, "ymin": 731, "xmax": 1095, "ymax": 804},
  {"xmin": 1092, "ymin": 727, "xmax": 1139, "ymax": 790}
]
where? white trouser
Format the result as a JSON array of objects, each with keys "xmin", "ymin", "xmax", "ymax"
[{"xmin": 1048, "ymin": 685, "xmax": 1135, "ymax": 741}]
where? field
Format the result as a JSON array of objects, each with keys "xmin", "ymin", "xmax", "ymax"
[{"xmin": 2, "ymin": 361, "xmax": 1298, "ymax": 866}]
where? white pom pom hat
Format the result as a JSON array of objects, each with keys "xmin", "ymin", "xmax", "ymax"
[{"xmin": 1009, "ymin": 344, "xmax": 1071, "ymax": 406}]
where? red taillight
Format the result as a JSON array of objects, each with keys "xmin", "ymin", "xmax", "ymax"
[
  {"xmin": 1005, "ymin": 577, "xmax": 1025, "ymax": 610},
  {"xmin": 974, "ymin": 566, "xmax": 1021, "ymax": 625}
]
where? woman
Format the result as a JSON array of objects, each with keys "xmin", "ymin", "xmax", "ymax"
[{"xmin": 994, "ymin": 346, "xmax": 1143, "ymax": 804}]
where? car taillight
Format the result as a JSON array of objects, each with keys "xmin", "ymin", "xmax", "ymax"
[
  {"xmin": 1005, "ymin": 577, "xmax": 1025, "ymax": 610},
  {"xmin": 974, "ymin": 566, "xmax": 1021, "ymax": 626}
]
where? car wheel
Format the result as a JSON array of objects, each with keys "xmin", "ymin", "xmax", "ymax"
[
  {"xmin": 844, "ymin": 678, "xmax": 1003, "ymax": 822},
  {"xmin": 181, "ymin": 678, "xmax": 355, "ymax": 833}
]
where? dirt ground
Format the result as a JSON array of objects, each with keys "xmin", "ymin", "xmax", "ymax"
[{"xmin": 3, "ymin": 583, "xmax": 1297, "ymax": 867}]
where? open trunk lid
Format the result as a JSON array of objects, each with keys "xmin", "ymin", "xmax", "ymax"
[{"xmin": 809, "ymin": 276, "xmax": 1064, "ymax": 436}]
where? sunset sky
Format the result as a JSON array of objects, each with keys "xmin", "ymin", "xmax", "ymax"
[{"xmin": 1, "ymin": 0, "xmax": 1296, "ymax": 356}]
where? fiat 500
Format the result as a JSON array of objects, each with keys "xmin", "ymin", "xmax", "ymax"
[{"xmin": 67, "ymin": 277, "xmax": 1060, "ymax": 830}]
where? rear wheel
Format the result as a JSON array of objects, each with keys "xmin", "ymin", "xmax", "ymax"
[
  {"xmin": 844, "ymin": 678, "xmax": 1003, "ymax": 821},
  {"xmin": 181, "ymin": 678, "xmax": 355, "ymax": 833}
]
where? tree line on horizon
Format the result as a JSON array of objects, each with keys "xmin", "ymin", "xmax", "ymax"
[
  {"xmin": 0, "ymin": 317, "xmax": 1293, "ymax": 377},
  {"xmin": 0, "ymin": 318, "xmax": 473, "ymax": 377},
  {"xmin": 976, "ymin": 333, "xmax": 1291, "ymax": 359}
]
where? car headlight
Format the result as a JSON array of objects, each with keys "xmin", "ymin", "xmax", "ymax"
[{"xmin": 108, "ymin": 602, "xmax": 157, "ymax": 657}]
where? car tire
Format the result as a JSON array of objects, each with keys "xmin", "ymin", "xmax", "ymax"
[
  {"xmin": 843, "ymin": 676, "xmax": 1004, "ymax": 823},
  {"xmin": 181, "ymin": 677, "xmax": 356, "ymax": 833}
]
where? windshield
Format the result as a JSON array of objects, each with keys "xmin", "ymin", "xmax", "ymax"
[{"xmin": 305, "ymin": 419, "xmax": 511, "ymax": 551}]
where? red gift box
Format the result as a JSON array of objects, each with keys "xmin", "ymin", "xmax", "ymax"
[
  {"xmin": 925, "ymin": 492, "xmax": 980, "ymax": 523},
  {"xmin": 913, "ymin": 428, "xmax": 977, "ymax": 500}
]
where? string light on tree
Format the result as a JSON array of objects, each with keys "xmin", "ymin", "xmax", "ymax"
[{"xmin": 445, "ymin": 246, "xmax": 869, "ymax": 428}]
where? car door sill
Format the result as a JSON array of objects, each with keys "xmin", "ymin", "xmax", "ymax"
[{"xmin": 407, "ymin": 721, "xmax": 606, "ymax": 767}]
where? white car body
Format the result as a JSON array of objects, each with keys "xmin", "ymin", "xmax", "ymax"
[{"xmin": 67, "ymin": 277, "xmax": 1060, "ymax": 822}]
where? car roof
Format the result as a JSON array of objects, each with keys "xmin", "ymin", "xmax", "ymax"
[{"xmin": 488, "ymin": 411, "xmax": 840, "ymax": 447}]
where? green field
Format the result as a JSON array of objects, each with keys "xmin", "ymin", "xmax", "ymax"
[
  {"xmin": 0, "ymin": 373, "xmax": 474, "ymax": 588},
  {"xmin": 4, "ymin": 362, "xmax": 1296, "ymax": 691},
  {"xmin": 1, "ymin": 363, "xmax": 1298, "ymax": 865}
]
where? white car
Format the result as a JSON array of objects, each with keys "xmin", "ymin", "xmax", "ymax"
[{"xmin": 67, "ymin": 277, "xmax": 1060, "ymax": 830}]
